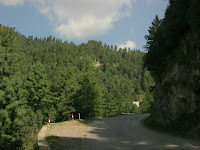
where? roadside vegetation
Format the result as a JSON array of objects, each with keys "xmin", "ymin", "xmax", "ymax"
[
  {"xmin": 0, "ymin": 24, "xmax": 154, "ymax": 149},
  {"xmin": 144, "ymin": 115, "xmax": 200, "ymax": 142},
  {"xmin": 144, "ymin": 0, "xmax": 200, "ymax": 141}
]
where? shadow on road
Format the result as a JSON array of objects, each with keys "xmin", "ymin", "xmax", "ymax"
[{"xmin": 42, "ymin": 114, "xmax": 200, "ymax": 150}]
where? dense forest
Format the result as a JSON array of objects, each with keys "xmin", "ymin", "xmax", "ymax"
[
  {"xmin": 0, "ymin": 24, "xmax": 154, "ymax": 149},
  {"xmin": 3, "ymin": 0, "xmax": 200, "ymax": 148},
  {"xmin": 144, "ymin": 0, "xmax": 200, "ymax": 139}
]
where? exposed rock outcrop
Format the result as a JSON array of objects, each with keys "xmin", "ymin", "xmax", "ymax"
[{"xmin": 152, "ymin": 39, "xmax": 200, "ymax": 125}]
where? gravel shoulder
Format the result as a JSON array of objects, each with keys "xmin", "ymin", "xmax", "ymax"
[
  {"xmin": 39, "ymin": 114, "xmax": 200, "ymax": 150},
  {"xmin": 38, "ymin": 125, "xmax": 51, "ymax": 150}
]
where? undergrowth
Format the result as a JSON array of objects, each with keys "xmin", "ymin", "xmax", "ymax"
[{"xmin": 144, "ymin": 114, "xmax": 200, "ymax": 142}]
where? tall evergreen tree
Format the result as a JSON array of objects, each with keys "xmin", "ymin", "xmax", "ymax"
[{"xmin": 26, "ymin": 62, "xmax": 50, "ymax": 134}]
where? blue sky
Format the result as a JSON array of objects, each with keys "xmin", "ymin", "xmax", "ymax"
[{"xmin": 0, "ymin": 0, "xmax": 168, "ymax": 51}]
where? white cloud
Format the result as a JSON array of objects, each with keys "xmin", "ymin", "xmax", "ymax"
[
  {"xmin": 56, "ymin": 15, "xmax": 113, "ymax": 39},
  {"xmin": 0, "ymin": 0, "xmax": 24, "ymax": 6},
  {"xmin": 31, "ymin": 0, "xmax": 136, "ymax": 39},
  {"xmin": 0, "ymin": 0, "xmax": 136, "ymax": 39},
  {"xmin": 117, "ymin": 40, "xmax": 136, "ymax": 50}
]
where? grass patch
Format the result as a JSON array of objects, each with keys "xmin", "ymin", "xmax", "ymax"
[
  {"xmin": 33, "ymin": 142, "xmax": 39, "ymax": 150},
  {"xmin": 143, "ymin": 116, "xmax": 169, "ymax": 134},
  {"xmin": 186, "ymin": 128, "xmax": 200, "ymax": 141},
  {"xmin": 144, "ymin": 115, "xmax": 200, "ymax": 142},
  {"xmin": 45, "ymin": 134, "xmax": 62, "ymax": 150},
  {"xmin": 78, "ymin": 118, "xmax": 97, "ymax": 125},
  {"xmin": 55, "ymin": 119, "xmax": 82, "ymax": 126},
  {"xmin": 45, "ymin": 134, "xmax": 83, "ymax": 150},
  {"xmin": 56, "ymin": 121, "xmax": 68, "ymax": 126}
]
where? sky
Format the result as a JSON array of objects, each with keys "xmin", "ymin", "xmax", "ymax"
[{"xmin": 0, "ymin": 0, "xmax": 169, "ymax": 51}]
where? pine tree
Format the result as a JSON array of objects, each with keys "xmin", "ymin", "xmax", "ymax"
[
  {"xmin": 25, "ymin": 62, "xmax": 50, "ymax": 135},
  {"xmin": 56, "ymin": 70, "xmax": 77, "ymax": 121}
]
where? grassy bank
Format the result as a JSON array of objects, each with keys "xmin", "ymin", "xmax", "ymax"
[{"xmin": 144, "ymin": 115, "xmax": 200, "ymax": 142}]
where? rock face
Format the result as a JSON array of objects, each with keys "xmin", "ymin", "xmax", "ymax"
[{"xmin": 152, "ymin": 47, "xmax": 200, "ymax": 125}]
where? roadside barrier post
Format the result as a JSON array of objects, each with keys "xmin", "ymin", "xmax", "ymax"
[
  {"xmin": 48, "ymin": 117, "xmax": 51, "ymax": 126},
  {"xmin": 47, "ymin": 117, "xmax": 51, "ymax": 130},
  {"xmin": 78, "ymin": 113, "xmax": 80, "ymax": 120}
]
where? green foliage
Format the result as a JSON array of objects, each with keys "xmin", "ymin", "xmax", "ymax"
[
  {"xmin": 145, "ymin": 0, "xmax": 200, "ymax": 82},
  {"xmin": 0, "ymin": 26, "xmax": 33, "ymax": 149},
  {"xmin": 0, "ymin": 24, "xmax": 154, "ymax": 149},
  {"xmin": 74, "ymin": 60, "xmax": 105, "ymax": 118},
  {"xmin": 56, "ymin": 71, "xmax": 77, "ymax": 121},
  {"xmin": 140, "ymin": 91, "xmax": 153, "ymax": 113},
  {"xmin": 25, "ymin": 62, "xmax": 50, "ymax": 135},
  {"xmin": 144, "ymin": 0, "xmax": 200, "ymax": 141},
  {"xmin": 144, "ymin": 0, "xmax": 192, "ymax": 81},
  {"xmin": 144, "ymin": 113, "xmax": 200, "ymax": 141},
  {"xmin": 132, "ymin": 105, "xmax": 141, "ymax": 114},
  {"xmin": 26, "ymin": 62, "xmax": 50, "ymax": 111}
]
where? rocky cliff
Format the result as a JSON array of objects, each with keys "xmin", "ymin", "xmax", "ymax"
[
  {"xmin": 144, "ymin": 0, "xmax": 200, "ymax": 140},
  {"xmin": 151, "ymin": 33, "xmax": 200, "ymax": 127}
]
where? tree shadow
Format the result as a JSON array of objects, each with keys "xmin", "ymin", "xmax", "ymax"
[{"xmin": 40, "ymin": 114, "xmax": 200, "ymax": 150}]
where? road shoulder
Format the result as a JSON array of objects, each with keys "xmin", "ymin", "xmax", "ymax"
[{"xmin": 38, "ymin": 125, "xmax": 51, "ymax": 150}]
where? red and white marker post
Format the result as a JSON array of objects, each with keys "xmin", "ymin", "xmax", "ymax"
[
  {"xmin": 48, "ymin": 117, "xmax": 51, "ymax": 126},
  {"xmin": 72, "ymin": 113, "xmax": 74, "ymax": 120}
]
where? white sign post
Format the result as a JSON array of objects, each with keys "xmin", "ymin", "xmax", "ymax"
[{"xmin": 78, "ymin": 113, "xmax": 81, "ymax": 120}]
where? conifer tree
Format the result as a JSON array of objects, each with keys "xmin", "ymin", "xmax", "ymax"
[{"xmin": 26, "ymin": 62, "xmax": 50, "ymax": 134}]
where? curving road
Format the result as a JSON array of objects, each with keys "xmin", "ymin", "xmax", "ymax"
[
  {"xmin": 82, "ymin": 114, "xmax": 200, "ymax": 150},
  {"xmin": 44, "ymin": 114, "xmax": 200, "ymax": 150}
]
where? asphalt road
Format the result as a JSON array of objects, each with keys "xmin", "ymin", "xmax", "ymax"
[{"xmin": 81, "ymin": 114, "xmax": 200, "ymax": 150}]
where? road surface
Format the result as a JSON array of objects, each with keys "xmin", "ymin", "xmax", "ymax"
[{"xmin": 45, "ymin": 114, "xmax": 200, "ymax": 150}]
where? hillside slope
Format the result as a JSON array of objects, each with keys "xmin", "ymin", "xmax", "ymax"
[{"xmin": 144, "ymin": 0, "xmax": 200, "ymax": 139}]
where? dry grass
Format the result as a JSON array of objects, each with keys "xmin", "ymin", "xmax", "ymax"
[{"xmin": 45, "ymin": 119, "xmax": 92, "ymax": 150}]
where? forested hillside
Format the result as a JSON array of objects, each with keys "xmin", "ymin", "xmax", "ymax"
[
  {"xmin": 0, "ymin": 24, "xmax": 154, "ymax": 149},
  {"xmin": 144, "ymin": 0, "xmax": 200, "ymax": 139}
]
